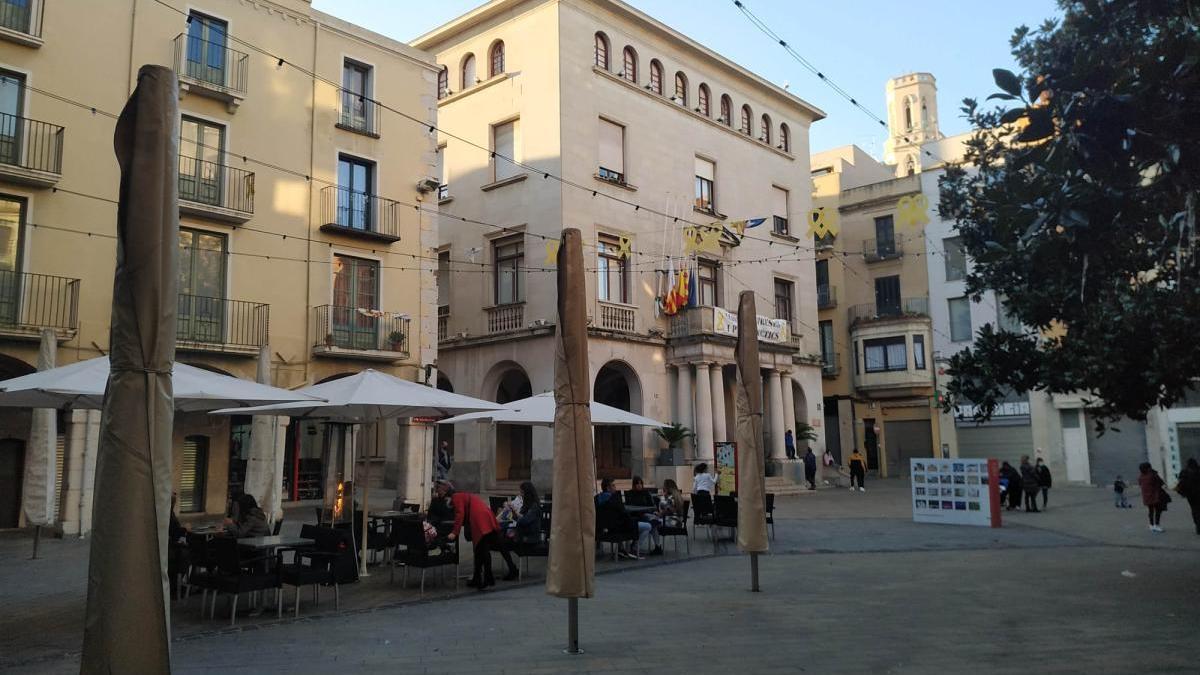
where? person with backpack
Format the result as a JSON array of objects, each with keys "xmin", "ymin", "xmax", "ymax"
[
  {"xmin": 1137, "ymin": 462, "xmax": 1169, "ymax": 533},
  {"xmin": 1175, "ymin": 457, "xmax": 1200, "ymax": 535},
  {"xmin": 1035, "ymin": 457, "xmax": 1053, "ymax": 510},
  {"xmin": 848, "ymin": 449, "xmax": 868, "ymax": 492}
]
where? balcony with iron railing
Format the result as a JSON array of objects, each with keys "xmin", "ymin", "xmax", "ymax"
[
  {"xmin": 173, "ymin": 33, "xmax": 249, "ymax": 112},
  {"xmin": 320, "ymin": 185, "xmax": 403, "ymax": 243},
  {"xmin": 0, "ymin": 0, "xmax": 43, "ymax": 46},
  {"xmin": 814, "ymin": 232, "xmax": 836, "ymax": 250},
  {"xmin": 848, "ymin": 297, "xmax": 930, "ymax": 327},
  {"xmin": 176, "ymin": 294, "xmax": 268, "ymax": 356},
  {"xmin": 178, "ymin": 155, "xmax": 255, "ymax": 223},
  {"xmin": 0, "ymin": 111, "xmax": 63, "ymax": 187},
  {"xmin": 312, "ymin": 305, "xmax": 410, "ymax": 361},
  {"xmin": 337, "ymin": 90, "xmax": 381, "ymax": 137},
  {"xmin": 437, "ymin": 306, "xmax": 449, "ymax": 342},
  {"xmin": 486, "ymin": 303, "xmax": 524, "ymax": 334},
  {"xmin": 0, "ymin": 271, "xmax": 79, "ymax": 341},
  {"xmin": 821, "ymin": 351, "xmax": 841, "ymax": 378},
  {"xmin": 817, "ymin": 284, "xmax": 837, "ymax": 310},
  {"xmin": 668, "ymin": 305, "xmax": 799, "ymax": 351},
  {"xmin": 863, "ymin": 238, "xmax": 903, "ymax": 263}
]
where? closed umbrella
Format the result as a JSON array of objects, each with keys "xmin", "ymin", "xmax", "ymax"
[
  {"xmin": 81, "ymin": 65, "xmax": 177, "ymax": 674},
  {"xmin": 734, "ymin": 291, "xmax": 769, "ymax": 591},
  {"xmin": 438, "ymin": 392, "xmax": 667, "ymax": 427},
  {"xmin": 22, "ymin": 328, "xmax": 57, "ymax": 559},
  {"xmin": 242, "ymin": 345, "xmax": 285, "ymax": 525},
  {"xmin": 545, "ymin": 229, "xmax": 595, "ymax": 654}
]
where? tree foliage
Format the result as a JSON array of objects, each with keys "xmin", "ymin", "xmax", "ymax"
[{"xmin": 939, "ymin": 0, "xmax": 1200, "ymax": 425}]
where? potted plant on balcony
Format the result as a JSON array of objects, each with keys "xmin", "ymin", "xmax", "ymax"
[
  {"xmin": 323, "ymin": 333, "xmax": 334, "ymax": 347},
  {"xmin": 386, "ymin": 330, "xmax": 405, "ymax": 351},
  {"xmin": 653, "ymin": 423, "xmax": 694, "ymax": 466}
]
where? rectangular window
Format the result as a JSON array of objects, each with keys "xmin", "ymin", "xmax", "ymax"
[
  {"xmin": 185, "ymin": 12, "xmax": 228, "ymax": 88},
  {"xmin": 943, "ymin": 236, "xmax": 966, "ymax": 281},
  {"xmin": 774, "ymin": 278, "xmax": 794, "ymax": 328},
  {"xmin": 694, "ymin": 156, "xmax": 715, "ymax": 213},
  {"xmin": 179, "ymin": 435, "xmax": 209, "ymax": 513},
  {"xmin": 771, "ymin": 186, "xmax": 789, "ymax": 235},
  {"xmin": 177, "ymin": 228, "xmax": 227, "ymax": 343},
  {"xmin": 0, "ymin": 194, "xmax": 25, "ymax": 325},
  {"xmin": 874, "ymin": 215, "xmax": 896, "ymax": 256},
  {"xmin": 949, "ymin": 296, "xmax": 972, "ymax": 342},
  {"xmin": 698, "ymin": 259, "xmax": 719, "ymax": 307},
  {"xmin": 332, "ymin": 254, "xmax": 380, "ymax": 350},
  {"xmin": 997, "ymin": 296, "xmax": 1021, "ymax": 333},
  {"xmin": 179, "ymin": 116, "xmax": 225, "ymax": 206},
  {"xmin": 492, "ymin": 119, "xmax": 518, "ymax": 182},
  {"xmin": 341, "ymin": 59, "xmax": 373, "ymax": 132},
  {"xmin": 0, "ymin": 70, "xmax": 25, "ymax": 168},
  {"xmin": 597, "ymin": 234, "xmax": 629, "ymax": 303},
  {"xmin": 819, "ymin": 320, "xmax": 834, "ymax": 365},
  {"xmin": 435, "ymin": 144, "xmax": 447, "ymax": 199},
  {"xmin": 816, "ymin": 259, "xmax": 830, "ymax": 307},
  {"xmin": 864, "ymin": 336, "xmax": 907, "ymax": 372},
  {"xmin": 337, "ymin": 154, "xmax": 375, "ymax": 230},
  {"xmin": 913, "ymin": 334, "xmax": 926, "ymax": 369},
  {"xmin": 493, "ymin": 235, "xmax": 524, "ymax": 305},
  {"xmin": 874, "ymin": 275, "xmax": 901, "ymax": 316},
  {"xmin": 436, "ymin": 250, "xmax": 450, "ymax": 310},
  {"xmin": 598, "ymin": 119, "xmax": 625, "ymax": 183}
]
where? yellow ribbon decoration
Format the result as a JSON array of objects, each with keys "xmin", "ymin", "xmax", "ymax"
[
  {"xmin": 807, "ymin": 207, "xmax": 839, "ymax": 238},
  {"xmin": 729, "ymin": 219, "xmax": 747, "ymax": 236},
  {"xmin": 544, "ymin": 239, "xmax": 560, "ymax": 265},
  {"xmin": 896, "ymin": 194, "xmax": 930, "ymax": 228},
  {"xmin": 698, "ymin": 224, "xmax": 722, "ymax": 253},
  {"xmin": 682, "ymin": 226, "xmax": 698, "ymax": 254},
  {"xmin": 617, "ymin": 235, "xmax": 632, "ymax": 259}
]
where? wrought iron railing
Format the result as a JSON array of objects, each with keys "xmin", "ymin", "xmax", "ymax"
[
  {"xmin": 817, "ymin": 284, "xmax": 836, "ymax": 309},
  {"xmin": 486, "ymin": 303, "xmax": 524, "ymax": 333},
  {"xmin": 863, "ymin": 237, "xmax": 903, "ymax": 262},
  {"xmin": 320, "ymin": 185, "xmax": 403, "ymax": 241},
  {"xmin": 338, "ymin": 90, "xmax": 381, "ymax": 136},
  {"xmin": 177, "ymin": 294, "xmax": 268, "ymax": 348},
  {"xmin": 0, "ymin": 0, "xmax": 42, "ymax": 37},
  {"xmin": 178, "ymin": 155, "xmax": 255, "ymax": 214},
  {"xmin": 174, "ymin": 33, "xmax": 249, "ymax": 96},
  {"xmin": 822, "ymin": 352, "xmax": 840, "ymax": 377},
  {"xmin": 814, "ymin": 232, "xmax": 836, "ymax": 250},
  {"xmin": 437, "ymin": 307, "xmax": 449, "ymax": 341},
  {"xmin": 312, "ymin": 305, "xmax": 410, "ymax": 354},
  {"xmin": 0, "ymin": 112, "xmax": 64, "ymax": 176},
  {"xmin": 848, "ymin": 297, "xmax": 929, "ymax": 326},
  {"xmin": 0, "ymin": 271, "xmax": 79, "ymax": 333},
  {"xmin": 599, "ymin": 302, "xmax": 635, "ymax": 332}
]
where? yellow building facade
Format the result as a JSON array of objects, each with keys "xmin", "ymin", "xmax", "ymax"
[{"xmin": 0, "ymin": 0, "xmax": 439, "ymax": 533}]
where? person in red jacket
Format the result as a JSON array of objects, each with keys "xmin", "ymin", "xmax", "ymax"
[
  {"xmin": 438, "ymin": 481, "xmax": 518, "ymax": 588},
  {"xmin": 1137, "ymin": 462, "xmax": 1167, "ymax": 533}
]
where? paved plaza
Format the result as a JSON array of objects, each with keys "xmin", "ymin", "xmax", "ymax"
[{"xmin": 2, "ymin": 480, "xmax": 1198, "ymax": 673}]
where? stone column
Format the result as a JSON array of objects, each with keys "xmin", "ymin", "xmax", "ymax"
[
  {"xmin": 781, "ymin": 371, "xmax": 796, "ymax": 440},
  {"xmin": 694, "ymin": 362, "xmax": 714, "ymax": 461},
  {"xmin": 767, "ymin": 370, "xmax": 787, "ymax": 459},
  {"xmin": 79, "ymin": 409, "xmax": 101, "ymax": 536},
  {"xmin": 60, "ymin": 409, "xmax": 89, "ymax": 536},
  {"xmin": 709, "ymin": 364, "xmax": 727, "ymax": 445},
  {"xmin": 675, "ymin": 364, "xmax": 694, "ymax": 458}
]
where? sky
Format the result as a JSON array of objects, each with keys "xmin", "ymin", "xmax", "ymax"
[{"xmin": 311, "ymin": 0, "xmax": 1060, "ymax": 155}]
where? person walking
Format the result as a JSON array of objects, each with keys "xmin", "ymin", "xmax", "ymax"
[
  {"xmin": 1019, "ymin": 455, "xmax": 1040, "ymax": 512},
  {"xmin": 1000, "ymin": 461, "xmax": 1022, "ymax": 511},
  {"xmin": 440, "ymin": 481, "xmax": 519, "ymax": 588},
  {"xmin": 803, "ymin": 448, "xmax": 818, "ymax": 490},
  {"xmin": 1035, "ymin": 457, "xmax": 1053, "ymax": 510},
  {"xmin": 848, "ymin": 448, "xmax": 867, "ymax": 492},
  {"xmin": 1137, "ymin": 462, "xmax": 1168, "ymax": 533},
  {"xmin": 1174, "ymin": 457, "xmax": 1200, "ymax": 535},
  {"xmin": 785, "ymin": 429, "xmax": 796, "ymax": 460},
  {"xmin": 1113, "ymin": 475, "xmax": 1132, "ymax": 508},
  {"xmin": 435, "ymin": 441, "xmax": 453, "ymax": 482}
]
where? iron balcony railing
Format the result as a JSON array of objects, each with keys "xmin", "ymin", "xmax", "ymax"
[
  {"xmin": 437, "ymin": 306, "xmax": 449, "ymax": 341},
  {"xmin": 822, "ymin": 352, "xmax": 841, "ymax": 378},
  {"xmin": 178, "ymin": 155, "xmax": 255, "ymax": 215},
  {"xmin": 312, "ymin": 305, "xmax": 410, "ymax": 355},
  {"xmin": 817, "ymin": 284, "xmax": 837, "ymax": 309},
  {"xmin": 0, "ymin": 112, "xmax": 64, "ymax": 176},
  {"xmin": 0, "ymin": 271, "xmax": 79, "ymax": 333},
  {"xmin": 177, "ymin": 294, "xmax": 269, "ymax": 348},
  {"xmin": 320, "ymin": 185, "xmax": 403, "ymax": 242},
  {"xmin": 174, "ymin": 33, "xmax": 249, "ymax": 96},
  {"xmin": 863, "ymin": 237, "xmax": 903, "ymax": 262},
  {"xmin": 0, "ymin": 0, "xmax": 43, "ymax": 38},
  {"xmin": 338, "ymin": 90, "xmax": 381, "ymax": 136},
  {"xmin": 814, "ymin": 232, "xmax": 836, "ymax": 250},
  {"xmin": 848, "ymin": 297, "xmax": 930, "ymax": 326}
]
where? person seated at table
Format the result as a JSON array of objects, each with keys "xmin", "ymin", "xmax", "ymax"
[
  {"xmin": 625, "ymin": 476, "xmax": 655, "ymax": 507},
  {"xmin": 693, "ymin": 462, "xmax": 721, "ymax": 495},
  {"xmin": 658, "ymin": 479, "xmax": 686, "ymax": 528},
  {"xmin": 628, "ymin": 476, "xmax": 663, "ymax": 555},
  {"xmin": 496, "ymin": 490, "xmax": 525, "ymax": 533},
  {"xmin": 438, "ymin": 481, "xmax": 519, "ymax": 587},
  {"xmin": 596, "ymin": 477, "xmax": 651, "ymax": 559},
  {"xmin": 512, "ymin": 481, "xmax": 543, "ymax": 545},
  {"xmin": 223, "ymin": 493, "xmax": 270, "ymax": 538}
]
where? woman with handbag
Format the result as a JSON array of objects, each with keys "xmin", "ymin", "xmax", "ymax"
[{"xmin": 1137, "ymin": 462, "xmax": 1169, "ymax": 533}]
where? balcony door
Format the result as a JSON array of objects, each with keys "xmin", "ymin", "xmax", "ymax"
[
  {"xmin": 186, "ymin": 12, "xmax": 228, "ymax": 87},
  {"xmin": 179, "ymin": 117, "xmax": 224, "ymax": 207},
  {"xmin": 337, "ymin": 155, "xmax": 374, "ymax": 231},
  {"xmin": 0, "ymin": 71, "xmax": 25, "ymax": 167},
  {"xmin": 874, "ymin": 275, "xmax": 901, "ymax": 317},
  {"xmin": 341, "ymin": 60, "xmax": 372, "ymax": 131},
  {"xmin": 332, "ymin": 254, "xmax": 379, "ymax": 350},
  {"xmin": 0, "ymin": 195, "xmax": 25, "ymax": 325},
  {"xmin": 874, "ymin": 215, "xmax": 896, "ymax": 257},
  {"xmin": 177, "ymin": 228, "xmax": 227, "ymax": 343}
]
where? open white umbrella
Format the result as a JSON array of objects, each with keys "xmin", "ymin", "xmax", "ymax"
[
  {"xmin": 0, "ymin": 356, "xmax": 321, "ymax": 412},
  {"xmin": 438, "ymin": 392, "xmax": 667, "ymax": 428}
]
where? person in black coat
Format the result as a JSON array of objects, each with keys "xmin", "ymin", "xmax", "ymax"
[
  {"xmin": 1035, "ymin": 457, "xmax": 1053, "ymax": 510},
  {"xmin": 1000, "ymin": 462, "xmax": 1022, "ymax": 511},
  {"xmin": 803, "ymin": 448, "xmax": 818, "ymax": 490},
  {"xmin": 1019, "ymin": 456, "xmax": 1040, "ymax": 512}
]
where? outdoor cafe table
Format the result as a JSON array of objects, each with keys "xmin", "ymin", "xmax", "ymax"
[
  {"xmin": 236, "ymin": 535, "xmax": 314, "ymax": 551},
  {"xmin": 625, "ymin": 505, "xmax": 656, "ymax": 516}
]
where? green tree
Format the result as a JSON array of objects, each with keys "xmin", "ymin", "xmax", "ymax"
[{"xmin": 938, "ymin": 0, "xmax": 1200, "ymax": 426}]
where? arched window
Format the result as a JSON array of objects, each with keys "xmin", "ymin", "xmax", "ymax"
[
  {"xmin": 649, "ymin": 60, "xmax": 663, "ymax": 95},
  {"xmin": 740, "ymin": 104, "xmax": 752, "ymax": 135},
  {"xmin": 461, "ymin": 53, "xmax": 476, "ymax": 89},
  {"xmin": 906, "ymin": 156, "xmax": 916, "ymax": 176},
  {"xmin": 594, "ymin": 32, "xmax": 610, "ymax": 70},
  {"xmin": 489, "ymin": 41, "xmax": 505, "ymax": 78},
  {"xmin": 697, "ymin": 83, "xmax": 710, "ymax": 116},
  {"xmin": 904, "ymin": 97, "xmax": 913, "ymax": 130},
  {"xmin": 760, "ymin": 114, "xmax": 771, "ymax": 143},
  {"xmin": 719, "ymin": 94, "xmax": 732, "ymax": 125},
  {"xmin": 779, "ymin": 123, "xmax": 790, "ymax": 152},
  {"xmin": 437, "ymin": 66, "xmax": 449, "ymax": 99},
  {"xmin": 622, "ymin": 46, "xmax": 637, "ymax": 83},
  {"xmin": 674, "ymin": 72, "xmax": 687, "ymax": 106}
]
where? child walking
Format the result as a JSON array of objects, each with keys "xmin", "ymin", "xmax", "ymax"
[{"xmin": 1113, "ymin": 475, "xmax": 1131, "ymax": 508}]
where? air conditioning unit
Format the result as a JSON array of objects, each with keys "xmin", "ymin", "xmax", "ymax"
[{"xmin": 416, "ymin": 177, "xmax": 441, "ymax": 194}]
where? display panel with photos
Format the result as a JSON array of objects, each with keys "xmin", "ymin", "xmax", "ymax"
[{"xmin": 910, "ymin": 458, "xmax": 997, "ymax": 527}]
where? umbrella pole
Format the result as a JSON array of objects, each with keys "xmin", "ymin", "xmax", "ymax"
[
  {"xmin": 750, "ymin": 552, "xmax": 760, "ymax": 592},
  {"xmin": 566, "ymin": 598, "xmax": 582, "ymax": 654},
  {"xmin": 359, "ymin": 422, "xmax": 372, "ymax": 577},
  {"xmin": 30, "ymin": 525, "xmax": 41, "ymax": 560}
]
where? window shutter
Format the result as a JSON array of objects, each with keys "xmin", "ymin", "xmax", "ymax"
[
  {"xmin": 772, "ymin": 187, "xmax": 788, "ymax": 218},
  {"xmin": 494, "ymin": 121, "xmax": 517, "ymax": 180},
  {"xmin": 598, "ymin": 120, "xmax": 624, "ymax": 174},
  {"xmin": 695, "ymin": 157, "xmax": 714, "ymax": 181}
]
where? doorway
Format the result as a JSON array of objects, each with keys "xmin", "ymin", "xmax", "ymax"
[
  {"xmin": 0, "ymin": 438, "xmax": 23, "ymax": 527},
  {"xmin": 862, "ymin": 418, "xmax": 879, "ymax": 472},
  {"xmin": 1060, "ymin": 409, "xmax": 1090, "ymax": 483},
  {"xmin": 495, "ymin": 368, "xmax": 531, "ymax": 480}
]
